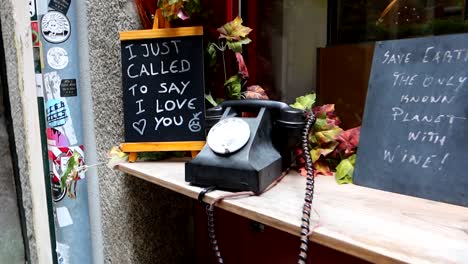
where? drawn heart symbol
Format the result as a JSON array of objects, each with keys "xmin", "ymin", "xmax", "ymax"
[{"xmin": 133, "ymin": 119, "xmax": 146, "ymax": 135}]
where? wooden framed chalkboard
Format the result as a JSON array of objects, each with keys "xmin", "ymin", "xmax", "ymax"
[
  {"xmin": 119, "ymin": 26, "xmax": 206, "ymax": 161},
  {"xmin": 354, "ymin": 33, "xmax": 468, "ymax": 207}
]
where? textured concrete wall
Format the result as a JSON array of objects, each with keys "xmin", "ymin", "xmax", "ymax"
[
  {"xmin": 0, "ymin": 114, "xmax": 25, "ymax": 263},
  {"xmin": 85, "ymin": 1, "xmax": 194, "ymax": 262},
  {"xmin": 0, "ymin": 2, "xmax": 37, "ymax": 262}
]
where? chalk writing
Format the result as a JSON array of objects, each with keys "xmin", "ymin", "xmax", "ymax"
[
  {"xmin": 121, "ymin": 34, "xmax": 205, "ymax": 142},
  {"xmin": 355, "ymin": 33, "xmax": 468, "ymax": 207}
]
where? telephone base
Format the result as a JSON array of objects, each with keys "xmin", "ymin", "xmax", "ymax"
[
  {"xmin": 185, "ymin": 157, "xmax": 282, "ymax": 194},
  {"xmin": 186, "ymin": 107, "xmax": 283, "ymax": 194}
]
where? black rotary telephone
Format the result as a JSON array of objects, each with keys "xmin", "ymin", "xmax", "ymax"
[
  {"xmin": 185, "ymin": 99, "xmax": 316, "ymax": 264},
  {"xmin": 186, "ymin": 99, "xmax": 305, "ymax": 193}
]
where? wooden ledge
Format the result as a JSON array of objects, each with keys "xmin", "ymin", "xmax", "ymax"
[{"xmin": 117, "ymin": 160, "xmax": 468, "ymax": 264}]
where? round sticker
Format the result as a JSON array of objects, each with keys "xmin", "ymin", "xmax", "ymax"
[
  {"xmin": 47, "ymin": 47, "xmax": 69, "ymax": 69},
  {"xmin": 41, "ymin": 11, "xmax": 71, "ymax": 43},
  {"xmin": 207, "ymin": 117, "xmax": 251, "ymax": 154},
  {"xmin": 51, "ymin": 172, "xmax": 66, "ymax": 202}
]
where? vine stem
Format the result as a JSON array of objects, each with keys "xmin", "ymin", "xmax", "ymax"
[{"xmin": 211, "ymin": 42, "xmax": 228, "ymax": 81}]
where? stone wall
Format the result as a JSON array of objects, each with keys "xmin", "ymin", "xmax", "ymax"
[
  {"xmin": 85, "ymin": 1, "xmax": 194, "ymax": 262},
  {"xmin": 0, "ymin": 2, "xmax": 36, "ymax": 262}
]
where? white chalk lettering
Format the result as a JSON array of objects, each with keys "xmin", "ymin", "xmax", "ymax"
[
  {"xmin": 127, "ymin": 64, "xmax": 138, "ymax": 78},
  {"xmin": 188, "ymin": 98, "xmax": 197, "ymax": 109},
  {"xmin": 154, "ymin": 116, "xmax": 183, "ymax": 130},
  {"xmin": 128, "ymin": 84, "xmax": 137, "ymax": 96},
  {"xmin": 171, "ymin": 40, "xmax": 181, "ymax": 54},
  {"xmin": 392, "ymin": 72, "xmax": 418, "ymax": 86},
  {"xmin": 141, "ymin": 43, "xmax": 150, "ymax": 57},
  {"xmin": 125, "ymin": 44, "xmax": 136, "ymax": 61},
  {"xmin": 407, "ymin": 131, "xmax": 446, "ymax": 147},
  {"xmin": 382, "ymin": 51, "xmax": 411, "ymax": 64},
  {"xmin": 155, "ymin": 99, "xmax": 194, "ymax": 113},
  {"xmin": 161, "ymin": 42, "xmax": 170, "ymax": 55},
  {"xmin": 136, "ymin": 99, "xmax": 145, "ymax": 115},
  {"xmin": 392, "ymin": 107, "xmax": 466, "ymax": 124},
  {"xmin": 158, "ymin": 81, "xmax": 191, "ymax": 95}
]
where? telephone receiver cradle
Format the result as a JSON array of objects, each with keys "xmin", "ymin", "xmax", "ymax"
[{"xmin": 185, "ymin": 100, "xmax": 305, "ymax": 193}]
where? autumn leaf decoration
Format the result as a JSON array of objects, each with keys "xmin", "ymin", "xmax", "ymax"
[
  {"xmin": 60, "ymin": 151, "xmax": 83, "ymax": 199},
  {"xmin": 157, "ymin": 0, "xmax": 201, "ymax": 22},
  {"xmin": 291, "ymin": 93, "xmax": 361, "ymax": 183},
  {"xmin": 206, "ymin": 17, "xmax": 256, "ymax": 102}
]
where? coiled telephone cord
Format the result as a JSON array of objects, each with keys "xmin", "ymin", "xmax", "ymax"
[
  {"xmin": 206, "ymin": 204, "xmax": 224, "ymax": 264},
  {"xmin": 205, "ymin": 112, "xmax": 316, "ymax": 264},
  {"xmin": 298, "ymin": 112, "xmax": 316, "ymax": 264}
]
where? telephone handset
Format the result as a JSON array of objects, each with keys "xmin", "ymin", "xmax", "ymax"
[
  {"xmin": 186, "ymin": 99, "xmax": 305, "ymax": 193},
  {"xmin": 185, "ymin": 99, "xmax": 316, "ymax": 264},
  {"xmin": 207, "ymin": 99, "xmax": 305, "ymax": 158}
]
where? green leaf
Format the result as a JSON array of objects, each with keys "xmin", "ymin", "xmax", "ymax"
[
  {"xmin": 311, "ymin": 141, "xmax": 338, "ymax": 162},
  {"xmin": 335, "ymin": 154, "xmax": 356, "ymax": 184},
  {"xmin": 226, "ymin": 38, "xmax": 251, "ymax": 53},
  {"xmin": 314, "ymin": 127, "xmax": 343, "ymax": 144},
  {"xmin": 60, "ymin": 151, "xmax": 80, "ymax": 191},
  {"xmin": 217, "ymin": 16, "xmax": 252, "ymax": 41},
  {"xmin": 224, "ymin": 74, "xmax": 242, "ymax": 99},
  {"xmin": 313, "ymin": 117, "xmax": 329, "ymax": 131},
  {"xmin": 205, "ymin": 93, "xmax": 218, "ymax": 107},
  {"xmin": 207, "ymin": 42, "xmax": 217, "ymax": 67},
  {"xmin": 290, "ymin": 93, "xmax": 316, "ymax": 111}
]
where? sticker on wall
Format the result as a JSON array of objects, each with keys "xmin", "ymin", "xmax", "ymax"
[
  {"xmin": 41, "ymin": 11, "xmax": 71, "ymax": 44},
  {"xmin": 48, "ymin": 0, "xmax": 71, "ymax": 15},
  {"xmin": 47, "ymin": 47, "xmax": 69, "ymax": 70},
  {"xmin": 43, "ymin": 71, "xmax": 61, "ymax": 95},
  {"xmin": 56, "ymin": 207, "xmax": 73, "ymax": 227},
  {"xmin": 56, "ymin": 242, "xmax": 70, "ymax": 264},
  {"xmin": 31, "ymin": 21, "xmax": 40, "ymax": 47},
  {"xmin": 29, "ymin": 0, "xmax": 37, "ymax": 20},
  {"xmin": 43, "ymin": 72, "xmax": 78, "ymax": 145},
  {"xmin": 46, "ymin": 99, "xmax": 70, "ymax": 128},
  {"xmin": 60, "ymin": 79, "xmax": 77, "ymax": 97},
  {"xmin": 48, "ymin": 146, "xmax": 85, "ymax": 186},
  {"xmin": 51, "ymin": 172, "xmax": 66, "ymax": 202},
  {"xmin": 47, "ymin": 127, "xmax": 70, "ymax": 147},
  {"xmin": 35, "ymin": 74, "xmax": 43, "ymax": 97}
]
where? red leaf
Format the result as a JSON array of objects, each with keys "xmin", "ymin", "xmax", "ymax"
[
  {"xmin": 235, "ymin": 52, "xmax": 249, "ymax": 79},
  {"xmin": 298, "ymin": 167, "xmax": 308, "ymax": 177},
  {"xmin": 336, "ymin": 126, "xmax": 361, "ymax": 156},
  {"xmin": 244, "ymin": 85, "xmax": 268, "ymax": 100},
  {"xmin": 313, "ymin": 159, "xmax": 334, "ymax": 176}
]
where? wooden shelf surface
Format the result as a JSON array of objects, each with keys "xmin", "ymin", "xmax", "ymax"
[{"xmin": 117, "ymin": 160, "xmax": 468, "ymax": 264}]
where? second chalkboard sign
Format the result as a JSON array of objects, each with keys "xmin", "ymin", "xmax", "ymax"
[
  {"xmin": 119, "ymin": 27, "xmax": 206, "ymax": 159},
  {"xmin": 354, "ymin": 33, "xmax": 468, "ymax": 207}
]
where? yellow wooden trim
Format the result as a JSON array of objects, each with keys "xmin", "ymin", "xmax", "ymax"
[
  {"xmin": 120, "ymin": 141, "xmax": 205, "ymax": 152},
  {"xmin": 120, "ymin": 26, "xmax": 203, "ymax": 41},
  {"xmin": 128, "ymin": 152, "xmax": 138, "ymax": 163},
  {"xmin": 153, "ymin": 9, "xmax": 170, "ymax": 29}
]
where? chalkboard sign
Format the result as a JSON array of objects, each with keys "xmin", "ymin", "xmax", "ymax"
[
  {"xmin": 354, "ymin": 33, "xmax": 468, "ymax": 207},
  {"xmin": 119, "ymin": 27, "xmax": 206, "ymax": 144}
]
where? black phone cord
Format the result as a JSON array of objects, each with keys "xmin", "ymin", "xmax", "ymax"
[
  {"xmin": 298, "ymin": 112, "xmax": 316, "ymax": 264},
  {"xmin": 204, "ymin": 112, "xmax": 315, "ymax": 264},
  {"xmin": 206, "ymin": 204, "xmax": 224, "ymax": 264}
]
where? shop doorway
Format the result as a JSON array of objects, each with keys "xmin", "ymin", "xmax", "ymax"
[{"xmin": 0, "ymin": 18, "xmax": 28, "ymax": 264}]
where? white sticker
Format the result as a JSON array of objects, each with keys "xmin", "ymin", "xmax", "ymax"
[
  {"xmin": 47, "ymin": 47, "xmax": 69, "ymax": 70},
  {"xmin": 56, "ymin": 242, "xmax": 70, "ymax": 264},
  {"xmin": 41, "ymin": 11, "xmax": 71, "ymax": 43},
  {"xmin": 43, "ymin": 72, "xmax": 78, "ymax": 145},
  {"xmin": 29, "ymin": 0, "xmax": 36, "ymax": 18},
  {"xmin": 56, "ymin": 207, "xmax": 73, "ymax": 228},
  {"xmin": 35, "ymin": 74, "xmax": 43, "ymax": 97}
]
